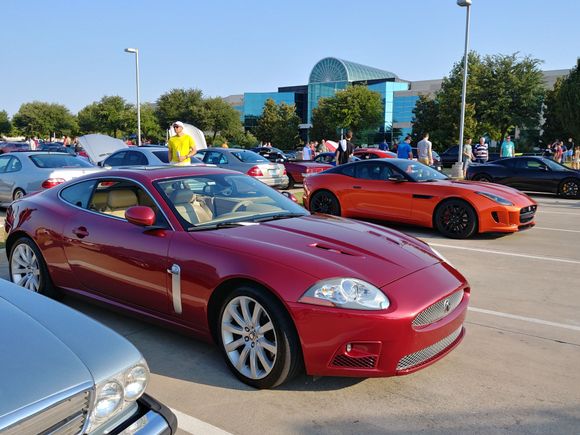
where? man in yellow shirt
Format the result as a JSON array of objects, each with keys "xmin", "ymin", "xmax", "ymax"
[{"xmin": 168, "ymin": 121, "xmax": 196, "ymax": 165}]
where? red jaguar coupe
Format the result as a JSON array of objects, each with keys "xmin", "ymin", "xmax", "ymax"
[{"xmin": 5, "ymin": 166, "xmax": 469, "ymax": 388}]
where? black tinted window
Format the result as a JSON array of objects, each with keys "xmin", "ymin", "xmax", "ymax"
[
  {"xmin": 355, "ymin": 163, "xmax": 392, "ymax": 180},
  {"xmin": 60, "ymin": 180, "xmax": 97, "ymax": 208},
  {"xmin": 125, "ymin": 151, "xmax": 148, "ymax": 165},
  {"xmin": 153, "ymin": 151, "xmax": 169, "ymax": 163},
  {"xmin": 29, "ymin": 154, "xmax": 92, "ymax": 168},
  {"xmin": 104, "ymin": 152, "xmax": 127, "ymax": 167}
]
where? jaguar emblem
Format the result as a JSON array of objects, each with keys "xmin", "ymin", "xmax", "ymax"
[{"xmin": 443, "ymin": 299, "xmax": 451, "ymax": 313}]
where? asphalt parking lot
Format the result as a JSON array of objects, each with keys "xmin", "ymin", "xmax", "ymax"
[{"xmin": 1, "ymin": 192, "xmax": 579, "ymax": 434}]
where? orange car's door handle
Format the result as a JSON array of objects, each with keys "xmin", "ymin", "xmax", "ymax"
[
  {"xmin": 353, "ymin": 185, "xmax": 362, "ymax": 189},
  {"xmin": 73, "ymin": 227, "xmax": 89, "ymax": 238}
]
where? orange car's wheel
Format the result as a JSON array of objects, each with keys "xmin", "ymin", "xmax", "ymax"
[
  {"xmin": 435, "ymin": 199, "xmax": 477, "ymax": 239},
  {"xmin": 310, "ymin": 190, "xmax": 341, "ymax": 216}
]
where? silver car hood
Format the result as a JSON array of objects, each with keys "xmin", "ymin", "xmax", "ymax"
[
  {"xmin": 78, "ymin": 134, "xmax": 128, "ymax": 164},
  {"xmin": 0, "ymin": 280, "xmax": 142, "ymax": 419}
]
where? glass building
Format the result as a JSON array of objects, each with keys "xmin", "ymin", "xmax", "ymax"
[{"xmin": 242, "ymin": 92, "xmax": 296, "ymax": 130}]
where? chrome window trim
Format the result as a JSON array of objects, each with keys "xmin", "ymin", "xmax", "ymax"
[{"xmin": 57, "ymin": 176, "xmax": 176, "ymax": 231}]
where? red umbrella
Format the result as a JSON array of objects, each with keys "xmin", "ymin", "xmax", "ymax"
[{"xmin": 324, "ymin": 140, "xmax": 338, "ymax": 153}]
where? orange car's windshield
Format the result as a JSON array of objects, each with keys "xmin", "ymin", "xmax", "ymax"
[{"xmin": 390, "ymin": 160, "xmax": 448, "ymax": 182}]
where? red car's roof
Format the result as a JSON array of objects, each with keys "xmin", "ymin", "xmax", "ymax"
[{"xmin": 97, "ymin": 165, "xmax": 238, "ymax": 182}]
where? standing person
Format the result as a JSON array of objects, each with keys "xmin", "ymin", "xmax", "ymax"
[
  {"xmin": 542, "ymin": 143, "xmax": 553, "ymax": 159},
  {"xmin": 168, "ymin": 121, "xmax": 196, "ymax": 165},
  {"xmin": 417, "ymin": 133, "xmax": 433, "ymax": 166},
  {"xmin": 317, "ymin": 139, "xmax": 328, "ymax": 154},
  {"xmin": 378, "ymin": 138, "xmax": 389, "ymax": 151},
  {"xmin": 63, "ymin": 135, "xmax": 71, "ymax": 147},
  {"xmin": 302, "ymin": 142, "xmax": 312, "ymax": 160},
  {"xmin": 573, "ymin": 144, "xmax": 580, "ymax": 170},
  {"xmin": 397, "ymin": 135, "xmax": 413, "ymax": 159},
  {"xmin": 500, "ymin": 135, "xmax": 515, "ymax": 158},
  {"xmin": 474, "ymin": 137, "xmax": 489, "ymax": 164},
  {"xmin": 335, "ymin": 131, "xmax": 354, "ymax": 165},
  {"xmin": 462, "ymin": 137, "xmax": 475, "ymax": 177},
  {"xmin": 553, "ymin": 140, "xmax": 563, "ymax": 163}
]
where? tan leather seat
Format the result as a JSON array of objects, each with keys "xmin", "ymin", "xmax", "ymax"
[
  {"xmin": 171, "ymin": 190, "xmax": 213, "ymax": 225},
  {"xmin": 90, "ymin": 191, "xmax": 109, "ymax": 212},
  {"xmin": 107, "ymin": 190, "xmax": 138, "ymax": 218}
]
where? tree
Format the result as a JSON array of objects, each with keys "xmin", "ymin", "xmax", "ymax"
[
  {"xmin": 311, "ymin": 85, "xmax": 383, "ymax": 143},
  {"xmin": 13, "ymin": 102, "xmax": 77, "ymax": 138},
  {"xmin": 126, "ymin": 103, "xmax": 165, "ymax": 143},
  {"xmin": 155, "ymin": 88, "xmax": 205, "ymax": 130},
  {"xmin": 0, "ymin": 110, "xmax": 11, "ymax": 136},
  {"xmin": 254, "ymin": 99, "xmax": 301, "ymax": 149},
  {"xmin": 77, "ymin": 96, "xmax": 133, "ymax": 138},
  {"xmin": 543, "ymin": 59, "xmax": 580, "ymax": 141},
  {"xmin": 202, "ymin": 97, "xmax": 243, "ymax": 143}
]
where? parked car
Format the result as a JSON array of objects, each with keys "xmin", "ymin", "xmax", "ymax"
[
  {"xmin": 411, "ymin": 147, "xmax": 443, "ymax": 172},
  {"xmin": 466, "ymin": 156, "xmax": 580, "ymax": 198},
  {"xmin": 313, "ymin": 152, "xmax": 361, "ymax": 166},
  {"xmin": 0, "ymin": 142, "xmax": 29, "ymax": 154},
  {"xmin": 304, "ymin": 158, "xmax": 538, "ymax": 239},
  {"xmin": 102, "ymin": 146, "xmax": 203, "ymax": 167},
  {"xmin": 250, "ymin": 147, "xmax": 331, "ymax": 187},
  {"xmin": 439, "ymin": 145, "xmax": 500, "ymax": 168},
  {"xmin": 0, "ymin": 278, "xmax": 177, "ymax": 434},
  {"xmin": 195, "ymin": 147, "xmax": 288, "ymax": 188},
  {"xmin": 0, "ymin": 152, "xmax": 102, "ymax": 206},
  {"xmin": 353, "ymin": 148, "xmax": 396, "ymax": 160},
  {"xmin": 6, "ymin": 165, "xmax": 469, "ymax": 389}
]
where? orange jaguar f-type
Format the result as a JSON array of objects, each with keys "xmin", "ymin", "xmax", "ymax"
[{"xmin": 304, "ymin": 159, "xmax": 537, "ymax": 238}]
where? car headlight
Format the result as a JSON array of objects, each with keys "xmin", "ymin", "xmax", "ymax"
[
  {"xmin": 93, "ymin": 381, "xmax": 124, "ymax": 420},
  {"xmin": 476, "ymin": 191, "xmax": 513, "ymax": 206},
  {"xmin": 124, "ymin": 364, "xmax": 149, "ymax": 401},
  {"xmin": 299, "ymin": 278, "xmax": 390, "ymax": 310}
]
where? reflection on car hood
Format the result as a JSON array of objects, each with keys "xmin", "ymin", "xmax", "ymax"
[
  {"xmin": 440, "ymin": 179, "xmax": 535, "ymax": 202},
  {"xmin": 0, "ymin": 279, "xmax": 142, "ymax": 419},
  {"xmin": 78, "ymin": 134, "xmax": 128, "ymax": 164},
  {"xmin": 196, "ymin": 215, "xmax": 441, "ymax": 287}
]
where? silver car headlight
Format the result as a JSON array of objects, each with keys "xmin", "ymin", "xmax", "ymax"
[
  {"xmin": 124, "ymin": 364, "xmax": 149, "ymax": 401},
  {"xmin": 476, "ymin": 191, "xmax": 513, "ymax": 206},
  {"xmin": 93, "ymin": 381, "xmax": 124, "ymax": 420},
  {"xmin": 299, "ymin": 278, "xmax": 390, "ymax": 310}
]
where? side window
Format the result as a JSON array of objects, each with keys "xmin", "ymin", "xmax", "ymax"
[
  {"xmin": 206, "ymin": 151, "xmax": 226, "ymax": 165},
  {"xmin": 355, "ymin": 163, "xmax": 386, "ymax": 180},
  {"xmin": 194, "ymin": 150, "xmax": 207, "ymax": 162},
  {"xmin": 338, "ymin": 164, "xmax": 355, "ymax": 177},
  {"xmin": 60, "ymin": 180, "xmax": 97, "ymax": 209},
  {"xmin": 6, "ymin": 157, "xmax": 22, "ymax": 172},
  {"xmin": 125, "ymin": 151, "xmax": 148, "ymax": 166},
  {"xmin": 105, "ymin": 152, "xmax": 127, "ymax": 167},
  {"xmin": 0, "ymin": 156, "xmax": 11, "ymax": 173}
]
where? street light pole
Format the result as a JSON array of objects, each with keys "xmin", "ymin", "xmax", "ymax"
[
  {"xmin": 454, "ymin": 0, "xmax": 471, "ymax": 178},
  {"xmin": 124, "ymin": 48, "xmax": 141, "ymax": 146}
]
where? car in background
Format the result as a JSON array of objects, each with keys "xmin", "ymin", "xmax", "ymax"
[
  {"xmin": 0, "ymin": 152, "xmax": 102, "ymax": 206},
  {"xmin": 102, "ymin": 146, "xmax": 203, "ymax": 167},
  {"xmin": 195, "ymin": 147, "xmax": 288, "ymax": 188},
  {"xmin": 0, "ymin": 278, "xmax": 177, "ymax": 434},
  {"xmin": 353, "ymin": 148, "xmax": 396, "ymax": 160},
  {"xmin": 411, "ymin": 147, "xmax": 443, "ymax": 172},
  {"xmin": 439, "ymin": 145, "xmax": 500, "ymax": 168},
  {"xmin": 0, "ymin": 142, "xmax": 29, "ymax": 154},
  {"xmin": 304, "ymin": 158, "xmax": 537, "ymax": 239},
  {"xmin": 5, "ymin": 165, "xmax": 469, "ymax": 388},
  {"xmin": 313, "ymin": 152, "xmax": 361, "ymax": 166},
  {"xmin": 251, "ymin": 147, "xmax": 332, "ymax": 187},
  {"xmin": 37, "ymin": 143, "xmax": 76, "ymax": 155},
  {"xmin": 466, "ymin": 156, "xmax": 580, "ymax": 198}
]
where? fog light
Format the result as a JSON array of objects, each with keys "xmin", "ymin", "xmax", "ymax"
[{"xmin": 346, "ymin": 343, "xmax": 352, "ymax": 352}]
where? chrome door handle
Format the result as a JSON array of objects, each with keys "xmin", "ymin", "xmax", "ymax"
[
  {"xmin": 72, "ymin": 227, "xmax": 89, "ymax": 238},
  {"xmin": 353, "ymin": 185, "xmax": 362, "ymax": 189},
  {"xmin": 167, "ymin": 264, "xmax": 182, "ymax": 314}
]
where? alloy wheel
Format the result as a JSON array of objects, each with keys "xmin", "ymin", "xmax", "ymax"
[
  {"xmin": 221, "ymin": 296, "xmax": 278, "ymax": 380},
  {"xmin": 311, "ymin": 191, "xmax": 340, "ymax": 215},
  {"xmin": 560, "ymin": 180, "xmax": 579, "ymax": 197},
  {"xmin": 436, "ymin": 201, "xmax": 476, "ymax": 238},
  {"xmin": 10, "ymin": 243, "xmax": 41, "ymax": 292}
]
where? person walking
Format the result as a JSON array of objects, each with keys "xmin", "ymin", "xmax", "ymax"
[
  {"xmin": 462, "ymin": 137, "xmax": 475, "ymax": 177},
  {"xmin": 474, "ymin": 137, "xmax": 489, "ymax": 164},
  {"xmin": 500, "ymin": 135, "xmax": 515, "ymax": 158},
  {"xmin": 417, "ymin": 133, "xmax": 433, "ymax": 166},
  {"xmin": 397, "ymin": 135, "xmax": 413, "ymax": 159},
  {"xmin": 336, "ymin": 131, "xmax": 354, "ymax": 165},
  {"xmin": 168, "ymin": 121, "xmax": 196, "ymax": 165}
]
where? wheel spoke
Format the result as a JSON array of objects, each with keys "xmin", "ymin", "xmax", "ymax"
[
  {"xmin": 228, "ymin": 305, "xmax": 246, "ymax": 328},
  {"xmin": 251, "ymin": 303, "xmax": 262, "ymax": 326},
  {"xmin": 225, "ymin": 337, "xmax": 245, "ymax": 353},
  {"xmin": 236, "ymin": 345, "xmax": 250, "ymax": 371},
  {"xmin": 240, "ymin": 298, "xmax": 252, "ymax": 323},
  {"xmin": 259, "ymin": 338, "xmax": 277, "ymax": 355},
  {"xmin": 256, "ymin": 347, "xmax": 273, "ymax": 373},
  {"xmin": 257, "ymin": 321, "xmax": 273, "ymax": 335},
  {"xmin": 222, "ymin": 323, "xmax": 244, "ymax": 335},
  {"xmin": 249, "ymin": 348, "xmax": 258, "ymax": 378}
]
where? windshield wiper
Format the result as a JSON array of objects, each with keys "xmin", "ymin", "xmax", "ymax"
[
  {"xmin": 251, "ymin": 212, "xmax": 307, "ymax": 223},
  {"xmin": 188, "ymin": 221, "xmax": 258, "ymax": 231}
]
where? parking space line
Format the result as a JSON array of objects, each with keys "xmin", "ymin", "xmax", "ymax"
[
  {"xmin": 469, "ymin": 307, "xmax": 580, "ymax": 332},
  {"xmin": 170, "ymin": 408, "xmax": 233, "ymax": 435},
  {"xmin": 429, "ymin": 243, "xmax": 580, "ymax": 264},
  {"xmin": 535, "ymin": 227, "xmax": 580, "ymax": 233},
  {"xmin": 537, "ymin": 210, "xmax": 580, "ymax": 215}
]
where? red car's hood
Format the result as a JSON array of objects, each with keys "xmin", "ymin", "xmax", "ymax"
[
  {"xmin": 437, "ymin": 179, "xmax": 535, "ymax": 203},
  {"xmin": 194, "ymin": 215, "xmax": 441, "ymax": 288}
]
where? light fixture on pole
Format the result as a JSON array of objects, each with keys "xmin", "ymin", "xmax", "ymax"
[
  {"xmin": 453, "ymin": 0, "xmax": 472, "ymax": 178},
  {"xmin": 124, "ymin": 47, "xmax": 141, "ymax": 146}
]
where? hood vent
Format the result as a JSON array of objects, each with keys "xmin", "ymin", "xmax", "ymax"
[{"xmin": 309, "ymin": 243, "xmax": 356, "ymax": 256}]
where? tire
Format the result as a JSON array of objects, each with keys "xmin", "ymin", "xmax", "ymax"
[
  {"xmin": 9, "ymin": 237, "xmax": 59, "ymax": 297},
  {"xmin": 13, "ymin": 188, "xmax": 26, "ymax": 201},
  {"xmin": 558, "ymin": 178, "xmax": 580, "ymax": 198},
  {"xmin": 435, "ymin": 199, "xmax": 478, "ymax": 239},
  {"xmin": 473, "ymin": 174, "xmax": 492, "ymax": 183},
  {"xmin": 217, "ymin": 285, "xmax": 302, "ymax": 389},
  {"xmin": 310, "ymin": 190, "xmax": 341, "ymax": 216},
  {"xmin": 287, "ymin": 174, "xmax": 295, "ymax": 189}
]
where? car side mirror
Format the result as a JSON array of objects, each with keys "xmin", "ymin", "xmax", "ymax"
[
  {"xmin": 280, "ymin": 191, "xmax": 298, "ymax": 203},
  {"xmin": 125, "ymin": 206, "xmax": 156, "ymax": 226},
  {"xmin": 388, "ymin": 174, "xmax": 405, "ymax": 182}
]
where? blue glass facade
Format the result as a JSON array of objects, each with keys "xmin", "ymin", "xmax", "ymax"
[
  {"xmin": 307, "ymin": 81, "xmax": 348, "ymax": 124},
  {"xmin": 367, "ymin": 82, "xmax": 410, "ymax": 132},
  {"xmin": 243, "ymin": 92, "xmax": 295, "ymax": 117},
  {"xmin": 393, "ymin": 95, "xmax": 420, "ymax": 123}
]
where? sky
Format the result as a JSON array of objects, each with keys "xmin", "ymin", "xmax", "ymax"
[{"xmin": 2, "ymin": 0, "xmax": 579, "ymax": 117}]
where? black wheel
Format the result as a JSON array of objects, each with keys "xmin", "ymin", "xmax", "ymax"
[
  {"xmin": 473, "ymin": 174, "xmax": 492, "ymax": 183},
  {"xmin": 558, "ymin": 178, "xmax": 580, "ymax": 198},
  {"xmin": 310, "ymin": 190, "xmax": 341, "ymax": 216},
  {"xmin": 217, "ymin": 285, "xmax": 302, "ymax": 389},
  {"xmin": 435, "ymin": 199, "xmax": 478, "ymax": 239},
  {"xmin": 9, "ymin": 237, "xmax": 59, "ymax": 298},
  {"xmin": 287, "ymin": 174, "xmax": 295, "ymax": 189},
  {"xmin": 13, "ymin": 188, "xmax": 26, "ymax": 200}
]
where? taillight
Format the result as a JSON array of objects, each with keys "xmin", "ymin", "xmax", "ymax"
[
  {"xmin": 41, "ymin": 178, "xmax": 65, "ymax": 189},
  {"xmin": 247, "ymin": 166, "xmax": 264, "ymax": 177},
  {"xmin": 282, "ymin": 167, "xmax": 287, "ymax": 175}
]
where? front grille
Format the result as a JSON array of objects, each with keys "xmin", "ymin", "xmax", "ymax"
[
  {"xmin": 519, "ymin": 205, "xmax": 537, "ymax": 224},
  {"xmin": 397, "ymin": 327, "xmax": 463, "ymax": 371},
  {"xmin": 412, "ymin": 290, "xmax": 464, "ymax": 327},
  {"xmin": 3, "ymin": 390, "xmax": 90, "ymax": 435},
  {"xmin": 332, "ymin": 354, "xmax": 377, "ymax": 369}
]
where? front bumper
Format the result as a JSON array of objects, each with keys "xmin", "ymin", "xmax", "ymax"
[
  {"xmin": 109, "ymin": 394, "xmax": 177, "ymax": 435},
  {"xmin": 289, "ymin": 262, "xmax": 469, "ymax": 378},
  {"xmin": 478, "ymin": 203, "xmax": 537, "ymax": 233}
]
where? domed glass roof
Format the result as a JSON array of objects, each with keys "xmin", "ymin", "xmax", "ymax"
[{"xmin": 309, "ymin": 57, "xmax": 398, "ymax": 84}]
